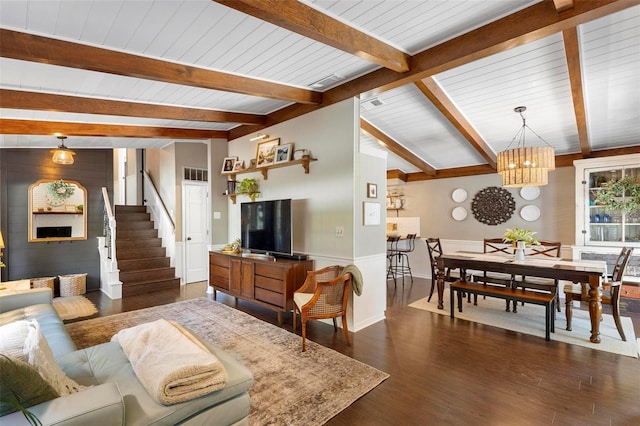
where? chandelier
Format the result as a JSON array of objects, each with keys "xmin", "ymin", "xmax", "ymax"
[
  {"xmin": 496, "ymin": 106, "xmax": 555, "ymax": 187},
  {"xmin": 51, "ymin": 136, "xmax": 76, "ymax": 165}
]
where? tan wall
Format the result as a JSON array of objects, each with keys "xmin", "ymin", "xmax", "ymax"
[{"xmin": 395, "ymin": 166, "xmax": 575, "ymax": 245}]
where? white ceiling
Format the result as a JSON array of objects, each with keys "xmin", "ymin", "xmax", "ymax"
[{"xmin": 0, "ymin": 0, "xmax": 638, "ymax": 175}]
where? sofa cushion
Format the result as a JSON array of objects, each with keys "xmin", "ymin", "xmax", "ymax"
[
  {"xmin": 0, "ymin": 303, "xmax": 76, "ymax": 358},
  {"xmin": 58, "ymin": 339, "xmax": 253, "ymax": 426},
  {"xmin": 0, "ymin": 354, "xmax": 59, "ymax": 416},
  {"xmin": 0, "ymin": 319, "xmax": 84, "ymax": 396}
]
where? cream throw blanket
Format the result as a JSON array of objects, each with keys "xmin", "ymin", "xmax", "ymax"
[{"xmin": 111, "ymin": 319, "xmax": 228, "ymax": 405}]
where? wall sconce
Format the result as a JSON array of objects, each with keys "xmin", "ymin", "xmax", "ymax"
[
  {"xmin": 51, "ymin": 136, "xmax": 76, "ymax": 165},
  {"xmin": 250, "ymin": 133, "xmax": 269, "ymax": 142}
]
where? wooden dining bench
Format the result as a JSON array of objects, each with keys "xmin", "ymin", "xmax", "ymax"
[{"xmin": 449, "ymin": 280, "xmax": 556, "ymax": 341}]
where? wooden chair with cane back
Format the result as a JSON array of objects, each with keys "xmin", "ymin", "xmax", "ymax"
[{"xmin": 293, "ymin": 265, "xmax": 352, "ymax": 352}]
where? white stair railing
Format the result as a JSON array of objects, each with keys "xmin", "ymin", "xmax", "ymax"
[
  {"xmin": 143, "ymin": 170, "xmax": 176, "ymax": 267},
  {"xmin": 98, "ymin": 187, "xmax": 122, "ymax": 299}
]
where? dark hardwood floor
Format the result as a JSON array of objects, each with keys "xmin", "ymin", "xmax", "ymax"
[{"xmin": 83, "ymin": 278, "xmax": 640, "ymax": 426}]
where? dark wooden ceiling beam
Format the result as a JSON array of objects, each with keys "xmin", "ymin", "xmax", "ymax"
[
  {"xmin": 386, "ymin": 170, "xmax": 408, "ymax": 182},
  {"xmin": 230, "ymin": 0, "xmax": 631, "ymax": 139},
  {"xmin": 394, "ymin": 146, "xmax": 640, "ymax": 182},
  {"xmin": 214, "ymin": 0, "xmax": 410, "ymax": 73},
  {"xmin": 359, "ymin": 0, "xmax": 631, "ymax": 96},
  {"xmin": 0, "ymin": 119, "xmax": 226, "ymax": 139},
  {"xmin": 414, "ymin": 78, "xmax": 497, "ymax": 169},
  {"xmin": 360, "ymin": 118, "xmax": 436, "ymax": 176},
  {"xmin": 562, "ymin": 28, "xmax": 591, "ymax": 157},
  {"xmin": 0, "ymin": 89, "xmax": 266, "ymax": 126},
  {"xmin": 0, "ymin": 29, "xmax": 321, "ymax": 105}
]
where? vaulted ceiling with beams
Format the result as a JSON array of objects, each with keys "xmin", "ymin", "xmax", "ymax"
[{"xmin": 1, "ymin": 0, "xmax": 639, "ymax": 181}]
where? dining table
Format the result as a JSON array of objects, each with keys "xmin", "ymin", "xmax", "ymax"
[{"xmin": 436, "ymin": 252, "xmax": 608, "ymax": 343}]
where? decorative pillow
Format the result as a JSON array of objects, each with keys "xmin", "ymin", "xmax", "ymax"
[
  {"xmin": 0, "ymin": 319, "xmax": 84, "ymax": 396},
  {"xmin": 0, "ymin": 320, "xmax": 33, "ymax": 361},
  {"xmin": 0, "ymin": 354, "xmax": 59, "ymax": 416}
]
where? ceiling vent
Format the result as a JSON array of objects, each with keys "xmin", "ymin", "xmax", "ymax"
[
  {"xmin": 360, "ymin": 96, "xmax": 385, "ymax": 111},
  {"xmin": 309, "ymin": 74, "xmax": 342, "ymax": 89}
]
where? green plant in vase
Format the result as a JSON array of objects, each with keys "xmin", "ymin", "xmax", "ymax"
[
  {"xmin": 237, "ymin": 178, "xmax": 260, "ymax": 201},
  {"xmin": 502, "ymin": 227, "xmax": 539, "ymax": 247}
]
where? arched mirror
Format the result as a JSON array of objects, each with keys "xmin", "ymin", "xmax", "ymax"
[{"xmin": 28, "ymin": 179, "xmax": 87, "ymax": 242}]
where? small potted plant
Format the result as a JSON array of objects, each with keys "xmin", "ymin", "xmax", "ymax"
[
  {"xmin": 237, "ymin": 178, "xmax": 260, "ymax": 201},
  {"xmin": 502, "ymin": 227, "xmax": 539, "ymax": 247},
  {"xmin": 503, "ymin": 227, "xmax": 539, "ymax": 261}
]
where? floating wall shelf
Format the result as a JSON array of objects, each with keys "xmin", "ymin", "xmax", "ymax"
[{"xmin": 222, "ymin": 157, "xmax": 317, "ymax": 181}]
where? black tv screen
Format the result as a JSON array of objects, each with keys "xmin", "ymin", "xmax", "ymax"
[{"xmin": 241, "ymin": 199, "xmax": 292, "ymax": 256}]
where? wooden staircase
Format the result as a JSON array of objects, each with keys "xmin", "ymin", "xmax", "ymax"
[{"xmin": 115, "ymin": 205, "xmax": 180, "ymax": 296}]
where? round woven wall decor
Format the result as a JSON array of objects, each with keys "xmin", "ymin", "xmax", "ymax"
[{"xmin": 471, "ymin": 186, "xmax": 515, "ymax": 225}]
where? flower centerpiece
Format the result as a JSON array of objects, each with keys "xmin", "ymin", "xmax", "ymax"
[
  {"xmin": 503, "ymin": 228, "xmax": 539, "ymax": 261},
  {"xmin": 502, "ymin": 227, "xmax": 539, "ymax": 247}
]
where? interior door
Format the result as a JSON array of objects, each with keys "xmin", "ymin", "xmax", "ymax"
[{"xmin": 183, "ymin": 182, "xmax": 209, "ymax": 284}]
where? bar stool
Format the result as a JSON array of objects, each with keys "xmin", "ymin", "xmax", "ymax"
[
  {"xmin": 390, "ymin": 234, "xmax": 416, "ymax": 286},
  {"xmin": 386, "ymin": 235, "xmax": 401, "ymax": 285}
]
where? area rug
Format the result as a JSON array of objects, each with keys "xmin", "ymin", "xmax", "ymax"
[
  {"xmin": 65, "ymin": 297, "xmax": 389, "ymax": 425},
  {"xmin": 52, "ymin": 296, "xmax": 98, "ymax": 320},
  {"xmin": 409, "ymin": 291, "xmax": 639, "ymax": 359}
]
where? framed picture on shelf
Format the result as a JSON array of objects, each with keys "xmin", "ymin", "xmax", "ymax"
[
  {"xmin": 367, "ymin": 183, "xmax": 377, "ymax": 198},
  {"xmin": 255, "ymin": 138, "xmax": 280, "ymax": 167},
  {"xmin": 274, "ymin": 143, "xmax": 293, "ymax": 164},
  {"xmin": 233, "ymin": 159, "xmax": 244, "ymax": 171},
  {"xmin": 221, "ymin": 156, "xmax": 237, "ymax": 173}
]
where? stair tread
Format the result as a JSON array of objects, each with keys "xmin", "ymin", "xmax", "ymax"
[
  {"xmin": 119, "ymin": 257, "xmax": 168, "ymax": 262},
  {"xmin": 121, "ymin": 277, "xmax": 180, "ymax": 286}
]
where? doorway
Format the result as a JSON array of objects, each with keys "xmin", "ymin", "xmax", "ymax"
[{"xmin": 182, "ymin": 181, "xmax": 209, "ymax": 284}]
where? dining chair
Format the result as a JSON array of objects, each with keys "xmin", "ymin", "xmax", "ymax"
[
  {"xmin": 564, "ymin": 247, "xmax": 633, "ymax": 341},
  {"xmin": 470, "ymin": 239, "xmax": 514, "ymax": 308},
  {"xmin": 512, "ymin": 240, "xmax": 562, "ymax": 313},
  {"xmin": 426, "ymin": 238, "xmax": 457, "ymax": 302},
  {"xmin": 293, "ymin": 265, "xmax": 352, "ymax": 352}
]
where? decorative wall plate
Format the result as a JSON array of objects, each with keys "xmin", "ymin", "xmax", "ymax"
[
  {"xmin": 451, "ymin": 188, "xmax": 467, "ymax": 203},
  {"xmin": 471, "ymin": 186, "xmax": 515, "ymax": 225},
  {"xmin": 520, "ymin": 186, "xmax": 540, "ymax": 201},
  {"xmin": 452, "ymin": 206, "xmax": 468, "ymax": 221},
  {"xmin": 520, "ymin": 205, "xmax": 541, "ymax": 222}
]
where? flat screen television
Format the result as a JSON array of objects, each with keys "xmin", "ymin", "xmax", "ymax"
[{"xmin": 241, "ymin": 199, "xmax": 292, "ymax": 256}]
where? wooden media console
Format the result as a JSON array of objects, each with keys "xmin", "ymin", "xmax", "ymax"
[{"xmin": 209, "ymin": 251, "xmax": 313, "ymax": 325}]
